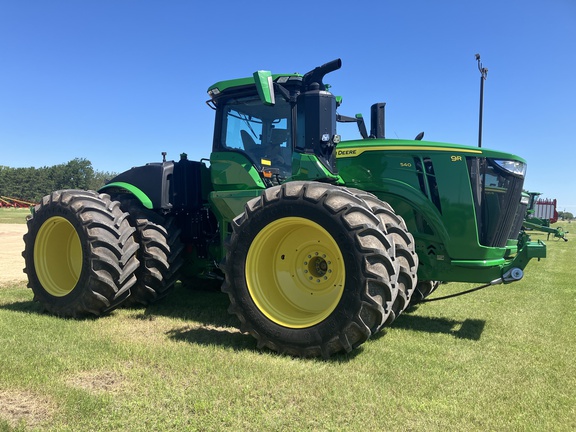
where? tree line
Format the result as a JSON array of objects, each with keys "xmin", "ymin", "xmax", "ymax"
[{"xmin": 0, "ymin": 158, "xmax": 117, "ymax": 203}]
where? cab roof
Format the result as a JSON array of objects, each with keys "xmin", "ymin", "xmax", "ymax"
[{"xmin": 207, "ymin": 73, "xmax": 302, "ymax": 99}]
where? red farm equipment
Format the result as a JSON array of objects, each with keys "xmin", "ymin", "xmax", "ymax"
[
  {"xmin": 0, "ymin": 196, "xmax": 37, "ymax": 208},
  {"xmin": 523, "ymin": 192, "xmax": 568, "ymax": 241}
]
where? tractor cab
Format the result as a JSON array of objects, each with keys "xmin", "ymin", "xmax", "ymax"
[{"xmin": 207, "ymin": 60, "xmax": 345, "ymax": 189}]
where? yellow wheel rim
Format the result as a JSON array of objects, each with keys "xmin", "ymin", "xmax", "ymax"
[
  {"xmin": 246, "ymin": 217, "xmax": 345, "ymax": 328},
  {"xmin": 34, "ymin": 216, "xmax": 83, "ymax": 297}
]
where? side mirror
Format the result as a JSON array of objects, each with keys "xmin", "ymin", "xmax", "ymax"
[{"xmin": 254, "ymin": 70, "xmax": 275, "ymax": 106}]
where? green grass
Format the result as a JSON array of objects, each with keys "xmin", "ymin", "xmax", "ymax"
[
  {"xmin": 0, "ymin": 227, "xmax": 574, "ymax": 431},
  {"xmin": 0, "ymin": 208, "xmax": 30, "ymax": 224}
]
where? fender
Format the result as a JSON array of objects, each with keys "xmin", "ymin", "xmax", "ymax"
[
  {"xmin": 99, "ymin": 162, "xmax": 174, "ymax": 210},
  {"xmin": 100, "ymin": 181, "xmax": 154, "ymax": 209}
]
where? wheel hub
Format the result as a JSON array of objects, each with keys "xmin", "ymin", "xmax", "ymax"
[
  {"xmin": 307, "ymin": 254, "xmax": 329, "ymax": 278},
  {"xmin": 246, "ymin": 217, "xmax": 345, "ymax": 328},
  {"xmin": 299, "ymin": 252, "xmax": 334, "ymax": 286}
]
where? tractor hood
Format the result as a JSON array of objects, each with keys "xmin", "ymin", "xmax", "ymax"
[{"xmin": 335, "ymin": 138, "xmax": 527, "ymax": 168}]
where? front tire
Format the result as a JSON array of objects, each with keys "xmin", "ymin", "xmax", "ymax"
[
  {"xmin": 409, "ymin": 280, "xmax": 441, "ymax": 306},
  {"xmin": 346, "ymin": 190, "xmax": 418, "ymax": 323},
  {"xmin": 222, "ymin": 181, "xmax": 397, "ymax": 358},
  {"xmin": 23, "ymin": 190, "xmax": 140, "ymax": 317}
]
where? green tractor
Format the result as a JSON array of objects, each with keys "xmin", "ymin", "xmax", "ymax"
[{"xmin": 23, "ymin": 59, "xmax": 546, "ymax": 358}]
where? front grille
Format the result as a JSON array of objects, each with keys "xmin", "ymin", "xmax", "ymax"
[
  {"xmin": 488, "ymin": 175, "xmax": 523, "ymax": 247},
  {"xmin": 509, "ymin": 201, "xmax": 528, "ymax": 241},
  {"xmin": 467, "ymin": 157, "xmax": 526, "ymax": 248}
]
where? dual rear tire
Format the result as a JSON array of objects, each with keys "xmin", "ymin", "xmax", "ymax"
[
  {"xmin": 23, "ymin": 190, "xmax": 182, "ymax": 317},
  {"xmin": 222, "ymin": 181, "xmax": 417, "ymax": 358},
  {"xmin": 23, "ymin": 190, "xmax": 140, "ymax": 317}
]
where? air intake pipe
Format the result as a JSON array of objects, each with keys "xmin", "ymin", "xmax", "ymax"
[{"xmin": 302, "ymin": 59, "xmax": 342, "ymax": 91}]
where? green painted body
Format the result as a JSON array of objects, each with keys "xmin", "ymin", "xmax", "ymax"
[
  {"xmin": 104, "ymin": 60, "xmax": 545, "ymax": 286},
  {"xmin": 206, "ymin": 138, "xmax": 545, "ymax": 284},
  {"xmin": 335, "ymin": 139, "xmax": 543, "ymax": 282}
]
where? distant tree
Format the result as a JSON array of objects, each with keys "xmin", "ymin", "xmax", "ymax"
[
  {"xmin": 88, "ymin": 169, "xmax": 118, "ymax": 191},
  {"xmin": 51, "ymin": 158, "xmax": 94, "ymax": 191},
  {"xmin": 0, "ymin": 166, "xmax": 37, "ymax": 200},
  {"xmin": 0, "ymin": 159, "xmax": 117, "ymax": 203},
  {"xmin": 0, "ymin": 166, "xmax": 9, "ymax": 196}
]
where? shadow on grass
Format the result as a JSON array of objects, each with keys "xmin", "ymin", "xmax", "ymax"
[
  {"xmin": 156, "ymin": 284, "xmax": 361, "ymax": 361},
  {"xmin": 0, "ymin": 299, "xmax": 44, "ymax": 315},
  {"xmin": 390, "ymin": 312, "xmax": 486, "ymax": 341},
  {"xmin": 142, "ymin": 283, "xmax": 236, "ymax": 328},
  {"xmin": 165, "ymin": 324, "xmax": 255, "ymax": 350},
  {"xmin": 0, "ymin": 282, "xmax": 230, "ymax": 324},
  {"xmin": 164, "ymin": 323, "xmax": 362, "ymax": 362},
  {"xmin": 0, "ymin": 300, "xmax": 105, "ymax": 324},
  {"xmin": 0, "ymin": 283, "xmax": 348, "ymax": 360},
  {"xmin": 0, "ymin": 284, "xmax": 267, "ymax": 356}
]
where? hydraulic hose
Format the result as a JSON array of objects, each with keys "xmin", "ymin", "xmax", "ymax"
[{"xmin": 418, "ymin": 282, "xmax": 492, "ymax": 303}]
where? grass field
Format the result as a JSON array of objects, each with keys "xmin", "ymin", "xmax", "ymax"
[
  {"xmin": 0, "ymin": 217, "xmax": 574, "ymax": 431},
  {"xmin": 0, "ymin": 208, "xmax": 30, "ymax": 224}
]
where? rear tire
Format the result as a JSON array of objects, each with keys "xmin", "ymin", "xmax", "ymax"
[
  {"xmin": 222, "ymin": 181, "xmax": 397, "ymax": 358},
  {"xmin": 112, "ymin": 196, "xmax": 184, "ymax": 306},
  {"xmin": 22, "ymin": 190, "xmax": 139, "ymax": 317}
]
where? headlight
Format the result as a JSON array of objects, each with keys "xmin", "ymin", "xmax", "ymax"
[
  {"xmin": 520, "ymin": 194, "xmax": 530, "ymax": 205},
  {"xmin": 493, "ymin": 159, "xmax": 527, "ymax": 178},
  {"xmin": 207, "ymin": 87, "xmax": 220, "ymax": 97}
]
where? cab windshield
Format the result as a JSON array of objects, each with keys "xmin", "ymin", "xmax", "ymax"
[{"xmin": 221, "ymin": 95, "xmax": 292, "ymax": 178}]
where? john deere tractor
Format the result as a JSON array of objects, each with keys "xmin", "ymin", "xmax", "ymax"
[{"xmin": 23, "ymin": 59, "xmax": 546, "ymax": 358}]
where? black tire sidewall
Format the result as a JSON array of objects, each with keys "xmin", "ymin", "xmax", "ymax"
[
  {"xmin": 25, "ymin": 198, "xmax": 93, "ymax": 307},
  {"xmin": 112, "ymin": 194, "xmax": 183, "ymax": 304}
]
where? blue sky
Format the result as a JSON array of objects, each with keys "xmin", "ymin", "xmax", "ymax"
[{"xmin": 1, "ymin": 1, "xmax": 575, "ymax": 213}]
